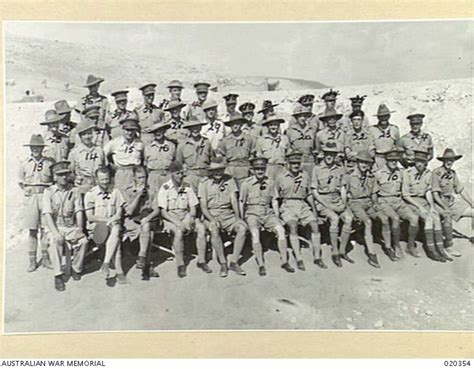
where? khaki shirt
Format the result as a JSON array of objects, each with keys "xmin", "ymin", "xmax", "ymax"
[
  {"xmin": 186, "ymin": 100, "xmax": 205, "ymax": 120},
  {"xmin": 402, "ymin": 167, "xmax": 432, "ymax": 198},
  {"xmin": 344, "ymin": 169, "xmax": 375, "ymax": 199},
  {"xmin": 79, "ymin": 94, "xmax": 109, "ymax": 126},
  {"xmin": 288, "ymin": 113, "xmax": 324, "ymax": 132},
  {"xmin": 198, "ymin": 175, "xmax": 238, "ymax": 212},
  {"xmin": 315, "ymin": 127, "xmax": 346, "ymax": 153},
  {"xmin": 338, "ymin": 113, "xmax": 370, "ymax": 133},
  {"xmin": 311, "ymin": 162, "xmax": 345, "ymax": 195},
  {"xmin": 240, "ymin": 175, "xmax": 276, "ymax": 215},
  {"xmin": 144, "ymin": 139, "xmax": 176, "ymax": 171},
  {"xmin": 122, "ymin": 186, "xmax": 157, "ymax": 217},
  {"xmin": 166, "ymin": 118, "xmax": 188, "ymax": 143},
  {"xmin": 255, "ymin": 133, "xmax": 289, "ymax": 165},
  {"xmin": 373, "ymin": 166, "xmax": 404, "ymax": 197},
  {"xmin": 368, "ymin": 124, "xmax": 400, "ymax": 154},
  {"xmin": 431, "ymin": 166, "xmax": 463, "ymax": 197},
  {"xmin": 104, "ymin": 136, "xmax": 144, "ymax": 167},
  {"xmin": 285, "ymin": 123, "xmax": 318, "ymax": 160},
  {"xmin": 84, "ymin": 186, "xmax": 125, "ymax": 219},
  {"xmin": 217, "ymin": 132, "xmax": 255, "ymax": 165},
  {"xmin": 157, "ymin": 179, "xmax": 198, "ymax": 219},
  {"xmin": 242, "ymin": 121, "xmax": 263, "ymax": 139},
  {"xmin": 134, "ymin": 103, "xmax": 164, "ymax": 132},
  {"xmin": 344, "ymin": 127, "xmax": 375, "ymax": 155},
  {"xmin": 69, "ymin": 142, "xmax": 106, "ymax": 179},
  {"xmin": 399, "ymin": 131, "xmax": 434, "ymax": 162},
  {"xmin": 43, "ymin": 131, "xmax": 70, "ymax": 162},
  {"xmin": 176, "ymin": 136, "xmax": 212, "ymax": 170},
  {"xmin": 42, "ymin": 184, "xmax": 83, "ymax": 228},
  {"xmin": 275, "ymin": 170, "xmax": 311, "ymax": 201},
  {"xmin": 201, "ymin": 119, "xmax": 225, "ymax": 151},
  {"xmin": 107, "ymin": 109, "xmax": 134, "ymax": 139},
  {"xmin": 18, "ymin": 155, "xmax": 55, "ymax": 187}
]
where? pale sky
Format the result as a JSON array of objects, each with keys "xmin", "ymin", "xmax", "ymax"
[{"xmin": 5, "ymin": 20, "xmax": 472, "ymax": 86}]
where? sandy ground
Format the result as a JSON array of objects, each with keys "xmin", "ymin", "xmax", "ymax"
[{"xmin": 3, "ymin": 37, "xmax": 473, "ymax": 332}]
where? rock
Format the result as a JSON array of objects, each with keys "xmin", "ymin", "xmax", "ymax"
[
  {"xmin": 414, "ymin": 307, "xmax": 420, "ymax": 315},
  {"xmin": 353, "ymin": 310, "xmax": 362, "ymax": 316},
  {"xmin": 346, "ymin": 324, "xmax": 356, "ymax": 330},
  {"xmin": 367, "ymin": 291, "xmax": 373, "ymax": 297},
  {"xmin": 425, "ymin": 310, "xmax": 433, "ymax": 316},
  {"xmin": 346, "ymin": 317, "xmax": 353, "ymax": 322},
  {"xmin": 374, "ymin": 320, "xmax": 384, "ymax": 328}
]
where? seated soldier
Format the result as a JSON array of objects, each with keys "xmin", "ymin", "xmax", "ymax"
[
  {"xmin": 198, "ymin": 159, "xmax": 249, "ymax": 277},
  {"xmin": 122, "ymin": 166, "xmax": 160, "ymax": 277},
  {"xmin": 240, "ymin": 157, "xmax": 294, "ymax": 276},
  {"xmin": 274, "ymin": 150, "xmax": 323, "ymax": 270},
  {"xmin": 345, "ymin": 151, "xmax": 393, "ymax": 268},
  {"xmin": 157, "ymin": 161, "xmax": 208, "ymax": 278},
  {"xmin": 42, "ymin": 161, "xmax": 88, "ymax": 291},
  {"xmin": 402, "ymin": 149, "xmax": 451, "ymax": 262},
  {"xmin": 432, "ymin": 148, "xmax": 474, "ymax": 256},
  {"xmin": 311, "ymin": 142, "xmax": 353, "ymax": 268},
  {"xmin": 84, "ymin": 166, "xmax": 127, "ymax": 283}
]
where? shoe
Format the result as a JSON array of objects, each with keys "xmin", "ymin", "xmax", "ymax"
[
  {"xmin": 149, "ymin": 267, "xmax": 160, "ymax": 278},
  {"xmin": 197, "ymin": 262, "xmax": 213, "ymax": 274},
  {"xmin": 101, "ymin": 263, "xmax": 111, "ymax": 278},
  {"xmin": 136, "ymin": 256, "xmax": 146, "ymax": 269},
  {"xmin": 425, "ymin": 244, "xmax": 446, "ymax": 262},
  {"xmin": 445, "ymin": 246, "xmax": 461, "ymax": 258},
  {"xmin": 394, "ymin": 245, "xmax": 404, "ymax": 259},
  {"xmin": 332, "ymin": 255, "xmax": 342, "ymax": 268},
  {"xmin": 435, "ymin": 245, "xmax": 453, "ymax": 262},
  {"xmin": 116, "ymin": 273, "xmax": 128, "ymax": 284},
  {"xmin": 406, "ymin": 245, "xmax": 421, "ymax": 258},
  {"xmin": 71, "ymin": 270, "xmax": 81, "ymax": 281},
  {"xmin": 258, "ymin": 265, "xmax": 267, "ymax": 276},
  {"xmin": 296, "ymin": 260, "xmax": 306, "ymax": 271},
  {"xmin": 281, "ymin": 262, "xmax": 295, "ymax": 273},
  {"xmin": 54, "ymin": 275, "xmax": 65, "ymax": 292},
  {"xmin": 229, "ymin": 262, "xmax": 246, "ymax": 276},
  {"xmin": 220, "ymin": 263, "xmax": 228, "ymax": 278},
  {"xmin": 177, "ymin": 265, "xmax": 187, "ymax": 278},
  {"xmin": 41, "ymin": 255, "xmax": 53, "ymax": 270},
  {"xmin": 313, "ymin": 259, "xmax": 328, "ymax": 269},
  {"xmin": 27, "ymin": 260, "xmax": 38, "ymax": 273},
  {"xmin": 340, "ymin": 253, "xmax": 355, "ymax": 264},
  {"xmin": 368, "ymin": 253, "xmax": 381, "ymax": 268},
  {"xmin": 384, "ymin": 248, "xmax": 399, "ymax": 262}
]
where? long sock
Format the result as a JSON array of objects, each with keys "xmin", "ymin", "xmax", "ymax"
[
  {"xmin": 424, "ymin": 229, "xmax": 436, "ymax": 255},
  {"xmin": 211, "ymin": 233, "xmax": 226, "ymax": 264},
  {"xmin": 115, "ymin": 245, "xmax": 124, "ymax": 274},
  {"xmin": 408, "ymin": 225, "xmax": 418, "ymax": 249},
  {"xmin": 196, "ymin": 234, "xmax": 206, "ymax": 263},
  {"xmin": 40, "ymin": 228, "xmax": 49, "ymax": 251},
  {"xmin": 28, "ymin": 250, "xmax": 37, "ymax": 262},
  {"xmin": 329, "ymin": 230, "xmax": 339, "ymax": 255},
  {"xmin": 252, "ymin": 242, "xmax": 264, "ymax": 266},
  {"xmin": 442, "ymin": 221, "xmax": 453, "ymax": 248},
  {"xmin": 364, "ymin": 226, "xmax": 375, "ymax": 254},
  {"xmin": 392, "ymin": 227, "xmax": 400, "ymax": 249},
  {"xmin": 289, "ymin": 234, "xmax": 302, "ymax": 261},
  {"xmin": 277, "ymin": 238, "xmax": 288, "ymax": 264},
  {"xmin": 434, "ymin": 230, "xmax": 446, "ymax": 255},
  {"xmin": 28, "ymin": 234, "xmax": 38, "ymax": 253},
  {"xmin": 138, "ymin": 231, "xmax": 151, "ymax": 258},
  {"xmin": 230, "ymin": 232, "xmax": 246, "ymax": 263},
  {"xmin": 311, "ymin": 232, "xmax": 322, "ymax": 260},
  {"xmin": 340, "ymin": 230, "xmax": 351, "ymax": 255}
]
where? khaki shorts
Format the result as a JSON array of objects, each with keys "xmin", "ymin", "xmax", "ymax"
[
  {"xmin": 316, "ymin": 194, "xmax": 346, "ymax": 214},
  {"xmin": 148, "ymin": 170, "xmax": 170, "ymax": 195},
  {"xmin": 349, "ymin": 199, "xmax": 383, "ymax": 222},
  {"xmin": 435, "ymin": 196, "xmax": 469, "ymax": 222},
  {"xmin": 246, "ymin": 212, "xmax": 283, "ymax": 232},
  {"xmin": 162, "ymin": 213, "xmax": 195, "ymax": 234},
  {"xmin": 205, "ymin": 210, "xmax": 247, "ymax": 233},
  {"xmin": 378, "ymin": 196, "xmax": 417, "ymax": 221},
  {"xmin": 23, "ymin": 193, "xmax": 44, "ymax": 229},
  {"xmin": 114, "ymin": 167, "xmax": 135, "ymax": 192},
  {"xmin": 280, "ymin": 201, "xmax": 317, "ymax": 226}
]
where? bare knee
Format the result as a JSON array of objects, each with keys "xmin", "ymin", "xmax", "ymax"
[{"xmin": 274, "ymin": 225, "xmax": 286, "ymax": 240}]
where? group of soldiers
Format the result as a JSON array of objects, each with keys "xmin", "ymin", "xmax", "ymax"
[{"xmin": 18, "ymin": 74, "xmax": 474, "ymax": 292}]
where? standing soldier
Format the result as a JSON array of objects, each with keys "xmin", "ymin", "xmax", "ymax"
[
  {"xmin": 311, "ymin": 142, "xmax": 353, "ymax": 268},
  {"xmin": 176, "ymin": 116, "xmax": 213, "ymax": 192},
  {"xmin": 257, "ymin": 100, "xmax": 279, "ymax": 125},
  {"xmin": 198, "ymin": 160, "xmax": 249, "ymax": 277},
  {"xmin": 401, "ymin": 149, "xmax": 451, "ymax": 262},
  {"xmin": 84, "ymin": 166, "xmax": 126, "ymax": 282},
  {"xmin": 19, "ymin": 134, "xmax": 55, "ymax": 272},
  {"xmin": 157, "ymin": 161, "xmax": 208, "ymax": 277},
  {"xmin": 41, "ymin": 110, "xmax": 70, "ymax": 162},
  {"xmin": 186, "ymin": 81, "xmax": 211, "ymax": 120},
  {"xmin": 160, "ymin": 79, "xmax": 184, "ymax": 110},
  {"xmin": 315, "ymin": 108, "xmax": 346, "ymax": 163},
  {"xmin": 369, "ymin": 104, "xmax": 400, "ymax": 169},
  {"xmin": 255, "ymin": 115, "xmax": 289, "ymax": 181},
  {"xmin": 339, "ymin": 95, "xmax": 370, "ymax": 132},
  {"xmin": 221, "ymin": 93, "xmax": 239, "ymax": 122},
  {"xmin": 372, "ymin": 149, "xmax": 420, "ymax": 259},
  {"xmin": 81, "ymin": 105, "xmax": 109, "ymax": 147},
  {"xmin": 399, "ymin": 113, "xmax": 434, "ymax": 168},
  {"xmin": 274, "ymin": 151, "xmax": 323, "ymax": 270},
  {"xmin": 344, "ymin": 110, "xmax": 375, "ymax": 168},
  {"xmin": 104, "ymin": 112, "xmax": 144, "ymax": 192},
  {"xmin": 201, "ymin": 99, "xmax": 225, "ymax": 151},
  {"xmin": 288, "ymin": 94, "xmax": 324, "ymax": 131},
  {"xmin": 240, "ymin": 157, "xmax": 294, "ymax": 276},
  {"xmin": 216, "ymin": 113, "xmax": 255, "ymax": 187},
  {"xmin": 164, "ymin": 99, "xmax": 188, "ymax": 144},
  {"xmin": 432, "ymin": 148, "xmax": 474, "ymax": 257},
  {"xmin": 79, "ymin": 74, "xmax": 109, "ymax": 128},
  {"xmin": 317, "ymin": 89, "xmax": 340, "ymax": 126},
  {"xmin": 285, "ymin": 105, "xmax": 318, "ymax": 178},
  {"xmin": 54, "ymin": 100, "xmax": 77, "ymax": 139},
  {"xmin": 144, "ymin": 120, "xmax": 176, "ymax": 195},
  {"xmin": 107, "ymin": 90, "xmax": 133, "ymax": 140},
  {"xmin": 344, "ymin": 151, "xmax": 390, "ymax": 267},
  {"xmin": 42, "ymin": 161, "xmax": 88, "ymax": 291},
  {"xmin": 135, "ymin": 83, "xmax": 164, "ymax": 145},
  {"xmin": 68, "ymin": 119, "xmax": 106, "ymax": 196},
  {"xmin": 239, "ymin": 102, "xmax": 262, "ymax": 138}
]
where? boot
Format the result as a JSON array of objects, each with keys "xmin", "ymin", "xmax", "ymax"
[
  {"xmin": 177, "ymin": 265, "xmax": 187, "ymax": 278},
  {"xmin": 116, "ymin": 273, "xmax": 128, "ymax": 284},
  {"xmin": 136, "ymin": 256, "xmax": 146, "ymax": 269},
  {"xmin": 27, "ymin": 251, "xmax": 38, "ymax": 272},
  {"xmin": 41, "ymin": 250, "xmax": 53, "ymax": 269},
  {"xmin": 384, "ymin": 248, "xmax": 399, "ymax": 262},
  {"xmin": 406, "ymin": 244, "xmax": 421, "ymax": 258},
  {"xmin": 435, "ymin": 243, "xmax": 453, "ymax": 262},
  {"xmin": 367, "ymin": 253, "xmax": 381, "ymax": 268},
  {"xmin": 424, "ymin": 244, "xmax": 445, "ymax": 262},
  {"xmin": 296, "ymin": 260, "xmax": 305, "ymax": 271},
  {"xmin": 340, "ymin": 253, "xmax": 355, "ymax": 264},
  {"xmin": 258, "ymin": 265, "xmax": 267, "ymax": 276},
  {"xmin": 229, "ymin": 262, "xmax": 246, "ymax": 276},
  {"xmin": 54, "ymin": 275, "xmax": 65, "ymax": 292},
  {"xmin": 281, "ymin": 262, "xmax": 295, "ymax": 273},
  {"xmin": 219, "ymin": 263, "xmax": 228, "ymax": 278},
  {"xmin": 393, "ymin": 244, "xmax": 404, "ymax": 259},
  {"xmin": 332, "ymin": 255, "xmax": 342, "ymax": 268},
  {"xmin": 313, "ymin": 258, "xmax": 328, "ymax": 269},
  {"xmin": 197, "ymin": 262, "xmax": 213, "ymax": 274},
  {"xmin": 71, "ymin": 269, "xmax": 81, "ymax": 281},
  {"xmin": 445, "ymin": 246, "xmax": 461, "ymax": 257}
]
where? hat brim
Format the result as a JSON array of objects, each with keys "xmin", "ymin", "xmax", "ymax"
[
  {"xmin": 356, "ymin": 157, "xmax": 374, "ymax": 163},
  {"xmin": 54, "ymin": 169, "xmax": 72, "ymax": 175},
  {"xmin": 203, "ymin": 105, "xmax": 218, "ymax": 111},
  {"xmin": 77, "ymin": 126, "xmax": 97, "ymax": 135},
  {"xmin": 224, "ymin": 118, "xmax": 247, "ymax": 126},
  {"xmin": 320, "ymin": 114, "xmax": 343, "ymax": 121},
  {"xmin": 183, "ymin": 122, "xmax": 206, "ymax": 129},
  {"xmin": 262, "ymin": 118, "xmax": 285, "ymax": 126},
  {"xmin": 84, "ymin": 79, "xmax": 104, "ymax": 88},
  {"xmin": 164, "ymin": 103, "xmax": 186, "ymax": 111},
  {"xmin": 322, "ymin": 149, "xmax": 340, "ymax": 154},
  {"xmin": 292, "ymin": 112, "xmax": 312, "ymax": 118},
  {"xmin": 146, "ymin": 124, "xmax": 172, "ymax": 133},
  {"xmin": 23, "ymin": 143, "xmax": 46, "ymax": 147},
  {"xmin": 209, "ymin": 165, "xmax": 227, "ymax": 171},
  {"xmin": 374, "ymin": 111, "xmax": 396, "ymax": 117},
  {"xmin": 40, "ymin": 118, "xmax": 63, "ymax": 125},
  {"xmin": 57, "ymin": 108, "xmax": 73, "ymax": 114},
  {"xmin": 167, "ymin": 85, "xmax": 183, "ymax": 89},
  {"xmin": 258, "ymin": 104, "xmax": 279, "ymax": 114},
  {"xmin": 437, "ymin": 155, "xmax": 462, "ymax": 161}
]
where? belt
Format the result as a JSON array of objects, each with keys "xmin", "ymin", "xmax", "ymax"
[
  {"xmin": 319, "ymin": 192, "xmax": 338, "ymax": 196},
  {"xmin": 116, "ymin": 165, "xmax": 137, "ymax": 170},
  {"xmin": 378, "ymin": 195, "xmax": 400, "ymax": 198},
  {"xmin": 350, "ymin": 196, "xmax": 370, "ymax": 200},
  {"xmin": 24, "ymin": 185, "xmax": 48, "ymax": 194},
  {"xmin": 149, "ymin": 168, "xmax": 168, "ymax": 174},
  {"xmin": 375, "ymin": 152, "xmax": 388, "ymax": 157},
  {"xmin": 282, "ymin": 197, "xmax": 306, "ymax": 201}
]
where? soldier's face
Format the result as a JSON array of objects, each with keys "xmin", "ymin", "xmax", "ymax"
[
  {"xmin": 351, "ymin": 116, "xmax": 363, "ymax": 130},
  {"xmin": 144, "ymin": 93, "xmax": 155, "ymax": 105},
  {"xmin": 197, "ymin": 91, "xmax": 208, "ymax": 102},
  {"xmin": 56, "ymin": 172, "xmax": 69, "ymax": 186},
  {"xmin": 358, "ymin": 161, "xmax": 371, "ymax": 172},
  {"xmin": 49, "ymin": 123, "xmax": 60, "ymax": 134},
  {"xmin": 230, "ymin": 123, "xmax": 242, "ymax": 134},
  {"xmin": 254, "ymin": 167, "xmax": 266, "ymax": 179},
  {"xmin": 134, "ymin": 172, "xmax": 147, "ymax": 188},
  {"xmin": 243, "ymin": 112, "xmax": 254, "ymax": 121},
  {"xmin": 387, "ymin": 159, "xmax": 398, "ymax": 170},
  {"xmin": 170, "ymin": 108, "xmax": 181, "ymax": 119},
  {"xmin": 61, "ymin": 112, "xmax": 71, "ymax": 121},
  {"xmin": 378, "ymin": 114, "xmax": 390, "ymax": 123},
  {"xmin": 326, "ymin": 99, "xmax": 336, "ymax": 108},
  {"xmin": 171, "ymin": 170, "xmax": 184, "ymax": 185},
  {"xmin": 88, "ymin": 84, "xmax": 99, "ymax": 94},
  {"xmin": 327, "ymin": 118, "xmax": 338, "ymax": 129},
  {"xmin": 154, "ymin": 128, "xmax": 166, "ymax": 140},
  {"xmin": 189, "ymin": 125, "xmax": 202, "ymax": 137},
  {"xmin": 30, "ymin": 146, "xmax": 44, "ymax": 158},
  {"xmin": 116, "ymin": 99, "xmax": 127, "ymax": 110},
  {"xmin": 297, "ymin": 114, "xmax": 308, "ymax": 125},
  {"xmin": 205, "ymin": 108, "xmax": 217, "ymax": 119},
  {"xmin": 211, "ymin": 169, "xmax": 224, "ymax": 181},
  {"xmin": 443, "ymin": 159, "xmax": 454, "ymax": 169},
  {"xmin": 414, "ymin": 159, "xmax": 427, "ymax": 172},
  {"xmin": 268, "ymin": 122, "xmax": 279, "ymax": 134},
  {"xmin": 80, "ymin": 130, "xmax": 94, "ymax": 146},
  {"xmin": 289, "ymin": 161, "xmax": 301, "ymax": 173},
  {"xmin": 169, "ymin": 87, "xmax": 182, "ymax": 99},
  {"xmin": 226, "ymin": 103, "xmax": 236, "ymax": 112},
  {"xmin": 352, "ymin": 103, "xmax": 362, "ymax": 111},
  {"xmin": 324, "ymin": 152, "xmax": 336, "ymax": 165},
  {"xmin": 123, "ymin": 128, "xmax": 136, "ymax": 141},
  {"xmin": 410, "ymin": 122, "xmax": 423, "ymax": 133},
  {"xmin": 97, "ymin": 172, "xmax": 111, "ymax": 189}
]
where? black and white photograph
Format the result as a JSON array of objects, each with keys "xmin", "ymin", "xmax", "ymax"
[{"xmin": 3, "ymin": 20, "xmax": 472, "ymax": 334}]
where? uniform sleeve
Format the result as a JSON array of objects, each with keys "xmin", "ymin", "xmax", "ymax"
[
  {"xmin": 401, "ymin": 169, "xmax": 410, "ymax": 196},
  {"xmin": 157, "ymin": 186, "xmax": 168, "ymax": 209},
  {"xmin": 372, "ymin": 171, "xmax": 381, "ymax": 194},
  {"xmin": 176, "ymin": 143, "xmax": 184, "ymax": 164},
  {"xmin": 425, "ymin": 171, "xmax": 433, "ymax": 192},
  {"xmin": 74, "ymin": 190, "xmax": 84, "ymax": 212},
  {"xmin": 84, "ymin": 190, "xmax": 95, "ymax": 212},
  {"xmin": 427, "ymin": 134, "xmax": 434, "ymax": 149},
  {"xmin": 311, "ymin": 166, "xmax": 319, "ymax": 190},
  {"xmin": 431, "ymin": 170, "xmax": 442, "ymax": 193},
  {"xmin": 454, "ymin": 172, "xmax": 464, "ymax": 194},
  {"xmin": 103, "ymin": 139, "xmax": 113, "ymax": 157},
  {"xmin": 393, "ymin": 125, "xmax": 401, "ymax": 144},
  {"xmin": 240, "ymin": 181, "xmax": 249, "ymax": 204},
  {"xmin": 315, "ymin": 131, "xmax": 322, "ymax": 152},
  {"xmin": 216, "ymin": 138, "xmax": 226, "ymax": 157},
  {"xmin": 255, "ymin": 138, "xmax": 263, "ymax": 156},
  {"xmin": 68, "ymin": 149, "xmax": 77, "ymax": 173},
  {"xmin": 197, "ymin": 180, "xmax": 207, "ymax": 199},
  {"xmin": 97, "ymin": 147, "xmax": 106, "ymax": 168},
  {"xmin": 228, "ymin": 178, "xmax": 238, "ymax": 193},
  {"xmin": 187, "ymin": 187, "xmax": 199, "ymax": 208},
  {"xmin": 42, "ymin": 189, "xmax": 53, "ymax": 215}
]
